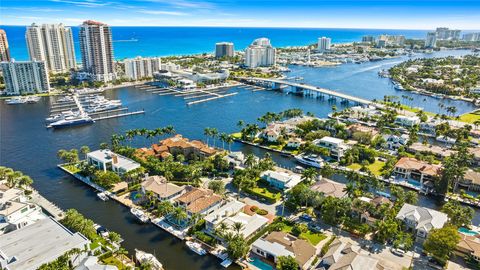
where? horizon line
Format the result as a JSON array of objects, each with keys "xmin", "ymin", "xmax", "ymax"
[{"xmin": 2, "ymin": 24, "xmax": 479, "ymax": 31}]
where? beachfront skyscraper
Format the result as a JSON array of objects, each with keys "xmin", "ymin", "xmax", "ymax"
[
  {"xmin": 25, "ymin": 23, "xmax": 76, "ymax": 73},
  {"xmin": 79, "ymin": 20, "xmax": 115, "ymax": 82},
  {"xmin": 435, "ymin": 27, "xmax": 461, "ymax": 40},
  {"xmin": 0, "ymin": 29, "xmax": 11, "ymax": 62},
  {"xmin": 425, "ymin": 32, "xmax": 437, "ymax": 48},
  {"xmin": 317, "ymin": 37, "xmax": 331, "ymax": 52},
  {"xmin": 123, "ymin": 56, "xmax": 162, "ymax": 80},
  {"xmin": 245, "ymin": 38, "xmax": 275, "ymax": 68},
  {"xmin": 215, "ymin": 42, "xmax": 234, "ymax": 58},
  {"xmin": 0, "ymin": 60, "xmax": 50, "ymax": 95}
]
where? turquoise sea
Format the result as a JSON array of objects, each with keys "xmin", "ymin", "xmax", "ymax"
[{"xmin": 1, "ymin": 25, "xmax": 429, "ymax": 60}]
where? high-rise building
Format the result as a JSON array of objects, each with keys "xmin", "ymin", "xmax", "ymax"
[
  {"xmin": 25, "ymin": 23, "xmax": 76, "ymax": 73},
  {"xmin": 362, "ymin": 35, "xmax": 375, "ymax": 43},
  {"xmin": 0, "ymin": 60, "xmax": 50, "ymax": 95},
  {"xmin": 124, "ymin": 56, "xmax": 162, "ymax": 80},
  {"xmin": 376, "ymin": 35, "xmax": 405, "ymax": 47},
  {"xmin": 245, "ymin": 38, "xmax": 276, "ymax": 68},
  {"xmin": 425, "ymin": 32, "xmax": 437, "ymax": 48},
  {"xmin": 0, "ymin": 29, "xmax": 11, "ymax": 62},
  {"xmin": 317, "ymin": 37, "xmax": 331, "ymax": 52},
  {"xmin": 79, "ymin": 20, "xmax": 115, "ymax": 82},
  {"xmin": 463, "ymin": 33, "xmax": 480, "ymax": 42},
  {"xmin": 435, "ymin": 27, "xmax": 461, "ymax": 40},
  {"xmin": 215, "ymin": 42, "xmax": 234, "ymax": 58}
]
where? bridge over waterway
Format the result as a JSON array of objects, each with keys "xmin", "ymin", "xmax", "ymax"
[{"xmin": 238, "ymin": 77, "xmax": 373, "ymax": 105}]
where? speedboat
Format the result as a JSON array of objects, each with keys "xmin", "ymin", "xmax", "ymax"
[
  {"xmin": 25, "ymin": 96, "xmax": 41, "ymax": 103},
  {"xmin": 5, "ymin": 97, "xmax": 27, "ymax": 105},
  {"xmin": 130, "ymin": 208, "xmax": 149, "ymax": 223},
  {"xmin": 186, "ymin": 241, "xmax": 207, "ymax": 255},
  {"xmin": 97, "ymin": 192, "xmax": 109, "ymax": 201},
  {"xmin": 49, "ymin": 115, "xmax": 94, "ymax": 128},
  {"xmin": 294, "ymin": 154, "xmax": 324, "ymax": 168},
  {"xmin": 135, "ymin": 249, "xmax": 164, "ymax": 270},
  {"xmin": 392, "ymin": 81, "xmax": 405, "ymax": 91},
  {"xmin": 46, "ymin": 110, "xmax": 78, "ymax": 123}
]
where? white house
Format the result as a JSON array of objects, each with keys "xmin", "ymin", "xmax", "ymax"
[
  {"xmin": 314, "ymin": 136, "xmax": 350, "ymax": 161},
  {"xmin": 394, "ymin": 115, "xmax": 420, "ymax": 127},
  {"xmin": 396, "ymin": 203, "xmax": 448, "ymax": 239},
  {"xmin": 383, "ymin": 134, "xmax": 409, "ymax": 150},
  {"xmin": 87, "ymin": 149, "xmax": 141, "ymax": 175},
  {"xmin": 261, "ymin": 170, "xmax": 302, "ymax": 190}
]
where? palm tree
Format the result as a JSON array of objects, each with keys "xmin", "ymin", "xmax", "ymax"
[
  {"xmin": 226, "ymin": 135, "xmax": 234, "ymax": 152},
  {"xmin": 237, "ymin": 120, "xmax": 245, "ymax": 129},
  {"xmin": 215, "ymin": 222, "xmax": 229, "ymax": 237},
  {"xmin": 231, "ymin": 222, "xmax": 244, "ymax": 235},
  {"xmin": 163, "ymin": 125, "xmax": 176, "ymax": 135},
  {"xmin": 245, "ymin": 154, "xmax": 257, "ymax": 168},
  {"xmin": 125, "ymin": 129, "xmax": 137, "ymax": 145},
  {"xmin": 6, "ymin": 171, "xmax": 22, "ymax": 188},
  {"xmin": 210, "ymin": 128, "xmax": 219, "ymax": 147},
  {"xmin": 18, "ymin": 175, "xmax": 33, "ymax": 188},
  {"xmin": 204, "ymin": 127, "xmax": 212, "ymax": 146},
  {"xmin": 157, "ymin": 200, "xmax": 174, "ymax": 217},
  {"xmin": 80, "ymin": 146, "xmax": 90, "ymax": 160},
  {"xmin": 172, "ymin": 207, "xmax": 187, "ymax": 225},
  {"xmin": 301, "ymin": 168, "xmax": 318, "ymax": 185},
  {"xmin": 219, "ymin": 133, "xmax": 229, "ymax": 150}
]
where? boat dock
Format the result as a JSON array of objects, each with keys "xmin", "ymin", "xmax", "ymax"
[
  {"xmin": 30, "ymin": 189, "xmax": 65, "ymax": 220},
  {"xmin": 135, "ymin": 82, "xmax": 240, "ymax": 105},
  {"xmin": 92, "ymin": 110, "xmax": 145, "ymax": 121}
]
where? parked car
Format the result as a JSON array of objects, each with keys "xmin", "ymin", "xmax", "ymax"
[
  {"xmin": 391, "ymin": 248, "xmax": 405, "ymax": 257},
  {"xmin": 300, "ymin": 214, "xmax": 313, "ymax": 222},
  {"xmin": 308, "ymin": 224, "xmax": 322, "ymax": 232}
]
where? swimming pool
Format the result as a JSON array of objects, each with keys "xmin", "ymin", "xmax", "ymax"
[
  {"xmin": 249, "ymin": 257, "xmax": 274, "ymax": 270},
  {"xmin": 407, "ymin": 180, "xmax": 422, "ymax": 188},
  {"xmin": 458, "ymin": 227, "xmax": 479, "ymax": 236}
]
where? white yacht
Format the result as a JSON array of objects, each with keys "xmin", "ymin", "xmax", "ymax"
[
  {"xmin": 294, "ymin": 154, "xmax": 324, "ymax": 168},
  {"xmin": 49, "ymin": 114, "xmax": 94, "ymax": 128},
  {"xmin": 130, "ymin": 208, "xmax": 149, "ymax": 223},
  {"xmin": 135, "ymin": 249, "xmax": 164, "ymax": 270},
  {"xmin": 186, "ymin": 241, "xmax": 207, "ymax": 255},
  {"xmin": 97, "ymin": 192, "xmax": 109, "ymax": 201},
  {"xmin": 26, "ymin": 96, "xmax": 41, "ymax": 103},
  {"xmin": 46, "ymin": 110, "xmax": 78, "ymax": 123},
  {"xmin": 6, "ymin": 97, "xmax": 27, "ymax": 105}
]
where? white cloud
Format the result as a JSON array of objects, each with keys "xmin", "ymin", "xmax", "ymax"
[
  {"xmin": 50, "ymin": 0, "xmax": 112, "ymax": 8},
  {"xmin": 137, "ymin": 0, "xmax": 214, "ymax": 9},
  {"xmin": 137, "ymin": 9, "xmax": 188, "ymax": 16}
]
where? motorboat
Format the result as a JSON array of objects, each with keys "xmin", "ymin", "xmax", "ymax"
[
  {"xmin": 49, "ymin": 115, "xmax": 94, "ymax": 128},
  {"xmin": 57, "ymin": 96, "xmax": 73, "ymax": 102},
  {"xmin": 294, "ymin": 154, "xmax": 324, "ymax": 168},
  {"xmin": 135, "ymin": 249, "xmax": 164, "ymax": 270},
  {"xmin": 5, "ymin": 97, "xmax": 27, "ymax": 105},
  {"xmin": 392, "ymin": 81, "xmax": 405, "ymax": 91},
  {"xmin": 46, "ymin": 110, "xmax": 78, "ymax": 123},
  {"xmin": 97, "ymin": 192, "xmax": 109, "ymax": 201},
  {"xmin": 25, "ymin": 96, "xmax": 41, "ymax": 103},
  {"xmin": 130, "ymin": 208, "xmax": 149, "ymax": 223},
  {"xmin": 186, "ymin": 241, "xmax": 207, "ymax": 255}
]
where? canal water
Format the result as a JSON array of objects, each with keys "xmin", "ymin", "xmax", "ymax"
[{"xmin": 0, "ymin": 50, "xmax": 478, "ymax": 269}]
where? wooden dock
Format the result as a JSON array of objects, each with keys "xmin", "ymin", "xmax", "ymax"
[
  {"xmin": 187, "ymin": 92, "xmax": 238, "ymax": 105},
  {"xmin": 30, "ymin": 189, "xmax": 65, "ymax": 220},
  {"xmin": 92, "ymin": 110, "xmax": 145, "ymax": 121}
]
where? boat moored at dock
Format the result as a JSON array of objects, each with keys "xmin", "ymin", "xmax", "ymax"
[
  {"xmin": 185, "ymin": 241, "xmax": 207, "ymax": 255},
  {"xmin": 135, "ymin": 249, "xmax": 164, "ymax": 270},
  {"xmin": 130, "ymin": 208, "xmax": 149, "ymax": 223},
  {"xmin": 294, "ymin": 154, "xmax": 324, "ymax": 168}
]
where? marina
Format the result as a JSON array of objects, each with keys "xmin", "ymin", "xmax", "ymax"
[{"xmin": 1, "ymin": 49, "xmax": 478, "ymax": 270}]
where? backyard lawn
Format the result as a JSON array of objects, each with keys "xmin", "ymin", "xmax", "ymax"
[
  {"xmin": 347, "ymin": 160, "xmax": 385, "ymax": 176},
  {"xmin": 62, "ymin": 164, "xmax": 81, "ymax": 174},
  {"xmin": 282, "ymin": 224, "xmax": 327, "ymax": 246},
  {"xmin": 459, "ymin": 111, "xmax": 480, "ymax": 124}
]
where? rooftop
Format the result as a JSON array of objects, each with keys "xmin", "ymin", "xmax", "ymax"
[
  {"xmin": 141, "ymin": 175, "xmax": 184, "ymax": 199},
  {"xmin": 310, "ymin": 178, "xmax": 346, "ymax": 198},
  {"xmin": 175, "ymin": 187, "xmax": 222, "ymax": 214},
  {"xmin": 261, "ymin": 231, "xmax": 316, "ymax": 267},
  {"xmin": 222, "ymin": 212, "xmax": 269, "ymax": 238},
  {"xmin": 0, "ymin": 217, "xmax": 90, "ymax": 270},
  {"xmin": 204, "ymin": 200, "xmax": 245, "ymax": 224},
  {"xmin": 394, "ymin": 157, "xmax": 441, "ymax": 176},
  {"xmin": 396, "ymin": 203, "xmax": 448, "ymax": 232},
  {"xmin": 87, "ymin": 149, "xmax": 140, "ymax": 171}
]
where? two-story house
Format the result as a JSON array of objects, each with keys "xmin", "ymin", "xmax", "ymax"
[
  {"xmin": 314, "ymin": 136, "xmax": 350, "ymax": 161},
  {"xmin": 140, "ymin": 175, "xmax": 185, "ymax": 202},
  {"xmin": 395, "ymin": 203, "xmax": 448, "ymax": 240}
]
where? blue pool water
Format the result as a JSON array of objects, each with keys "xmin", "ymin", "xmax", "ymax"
[
  {"xmin": 407, "ymin": 180, "xmax": 422, "ymax": 188},
  {"xmin": 459, "ymin": 227, "xmax": 479, "ymax": 236},
  {"xmin": 249, "ymin": 257, "xmax": 274, "ymax": 270}
]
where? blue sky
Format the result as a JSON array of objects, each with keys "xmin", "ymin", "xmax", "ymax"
[{"xmin": 1, "ymin": 0, "xmax": 479, "ymax": 29}]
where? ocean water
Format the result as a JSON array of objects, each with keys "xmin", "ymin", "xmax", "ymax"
[{"xmin": 1, "ymin": 25, "xmax": 429, "ymax": 60}]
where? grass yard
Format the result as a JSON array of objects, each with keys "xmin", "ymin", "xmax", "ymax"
[
  {"xmin": 101, "ymin": 256, "xmax": 128, "ymax": 270},
  {"xmin": 458, "ymin": 111, "xmax": 480, "ymax": 124},
  {"xmin": 248, "ymin": 186, "xmax": 281, "ymax": 202},
  {"xmin": 347, "ymin": 160, "xmax": 385, "ymax": 176},
  {"xmin": 281, "ymin": 224, "xmax": 327, "ymax": 245},
  {"xmin": 62, "ymin": 164, "xmax": 81, "ymax": 174},
  {"xmin": 231, "ymin": 132, "xmax": 242, "ymax": 139}
]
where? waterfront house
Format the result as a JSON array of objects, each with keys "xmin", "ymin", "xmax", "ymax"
[
  {"xmin": 407, "ymin": 142, "xmax": 455, "ymax": 159},
  {"xmin": 286, "ymin": 137, "xmax": 302, "ymax": 148},
  {"xmin": 204, "ymin": 200, "xmax": 268, "ymax": 240},
  {"xmin": 251, "ymin": 231, "xmax": 316, "ymax": 270},
  {"xmin": 0, "ymin": 186, "xmax": 45, "ymax": 234},
  {"xmin": 455, "ymin": 234, "xmax": 480, "ymax": 262},
  {"xmin": 394, "ymin": 115, "xmax": 420, "ymax": 127},
  {"xmin": 458, "ymin": 170, "xmax": 480, "ymax": 192},
  {"xmin": 346, "ymin": 123, "xmax": 379, "ymax": 138},
  {"xmin": 140, "ymin": 175, "xmax": 185, "ymax": 202},
  {"xmin": 314, "ymin": 136, "xmax": 350, "ymax": 161},
  {"xmin": 260, "ymin": 169, "xmax": 302, "ymax": 190},
  {"xmin": 395, "ymin": 204, "xmax": 448, "ymax": 240},
  {"xmin": 152, "ymin": 134, "xmax": 217, "ymax": 160},
  {"xmin": 393, "ymin": 157, "xmax": 441, "ymax": 188},
  {"xmin": 224, "ymin": 151, "xmax": 245, "ymax": 168},
  {"xmin": 87, "ymin": 149, "xmax": 141, "ymax": 175},
  {"xmin": 470, "ymin": 147, "xmax": 480, "ymax": 166},
  {"xmin": 310, "ymin": 178, "xmax": 347, "ymax": 198},
  {"xmin": 383, "ymin": 134, "xmax": 409, "ymax": 150},
  {"xmin": 321, "ymin": 239, "xmax": 379, "ymax": 270},
  {"xmin": 0, "ymin": 217, "xmax": 90, "ymax": 270},
  {"xmin": 174, "ymin": 187, "xmax": 222, "ymax": 217}
]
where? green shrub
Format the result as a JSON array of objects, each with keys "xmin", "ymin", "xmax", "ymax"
[
  {"xmin": 292, "ymin": 224, "xmax": 308, "ymax": 236},
  {"xmin": 256, "ymin": 209, "xmax": 268, "ymax": 215}
]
